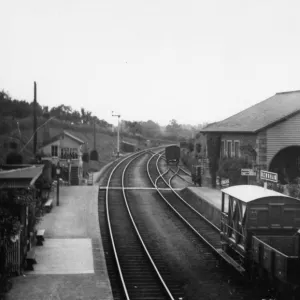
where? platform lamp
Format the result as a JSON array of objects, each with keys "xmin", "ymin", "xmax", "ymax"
[{"xmin": 56, "ymin": 162, "xmax": 61, "ymax": 206}]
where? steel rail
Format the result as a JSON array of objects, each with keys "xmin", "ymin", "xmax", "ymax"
[
  {"xmin": 106, "ymin": 151, "xmax": 144, "ymax": 300},
  {"xmin": 147, "ymin": 154, "xmax": 220, "ymax": 254},
  {"xmin": 121, "ymin": 154, "xmax": 175, "ymax": 300},
  {"xmin": 157, "ymin": 155, "xmax": 220, "ymax": 232}
]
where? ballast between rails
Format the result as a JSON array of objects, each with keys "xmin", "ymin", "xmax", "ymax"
[
  {"xmin": 106, "ymin": 151, "xmax": 143, "ymax": 300},
  {"xmin": 157, "ymin": 154, "xmax": 220, "ymax": 233},
  {"xmin": 146, "ymin": 153, "xmax": 220, "ymax": 253},
  {"xmin": 105, "ymin": 147, "xmax": 176, "ymax": 300},
  {"xmin": 121, "ymin": 153, "xmax": 175, "ymax": 300}
]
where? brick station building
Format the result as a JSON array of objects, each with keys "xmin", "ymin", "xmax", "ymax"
[{"xmin": 200, "ymin": 90, "xmax": 300, "ymax": 185}]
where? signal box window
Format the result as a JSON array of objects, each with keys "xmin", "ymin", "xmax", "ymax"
[{"xmin": 51, "ymin": 145, "xmax": 58, "ymax": 157}]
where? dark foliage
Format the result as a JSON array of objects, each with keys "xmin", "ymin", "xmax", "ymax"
[
  {"xmin": 207, "ymin": 133, "xmax": 221, "ymax": 188},
  {"xmin": 5, "ymin": 152, "xmax": 23, "ymax": 164},
  {"xmin": 187, "ymin": 139, "xmax": 194, "ymax": 152},
  {"xmin": 195, "ymin": 143, "xmax": 201, "ymax": 153},
  {"xmin": 82, "ymin": 152, "xmax": 89, "ymax": 163},
  {"xmin": 217, "ymin": 157, "xmax": 252, "ymax": 186}
]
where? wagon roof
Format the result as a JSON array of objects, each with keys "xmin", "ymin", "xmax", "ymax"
[{"xmin": 221, "ymin": 185, "xmax": 295, "ymax": 203}]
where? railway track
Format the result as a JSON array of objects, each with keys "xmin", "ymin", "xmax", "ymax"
[
  {"xmin": 102, "ymin": 150, "xmax": 182, "ymax": 300},
  {"xmin": 151, "ymin": 154, "xmax": 245, "ymax": 273}
]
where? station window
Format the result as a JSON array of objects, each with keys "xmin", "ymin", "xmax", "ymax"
[
  {"xmin": 227, "ymin": 141, "xmax": 232, "ymax": 158},
  {"xmin": 234, "ymin": 141, "xmax": 240, "ymax": 158},
  {"xmin": 51, "ymin": 145, "xmax": 58, "ymax": 157}
]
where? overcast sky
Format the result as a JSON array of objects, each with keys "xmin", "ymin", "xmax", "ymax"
[{"xmin": 1, "ymin": 0, "xmax": 300, "ymax": 126}]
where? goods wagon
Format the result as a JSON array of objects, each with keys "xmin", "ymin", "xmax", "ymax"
[
  {"xmin": 220, "ymin": 185, "xmax": 300, "ymax": 297},
  {"xmin": 191, "ymin": 165, "xmax": 203, "ymax": 186},
  {"xmin": 165, "ymin": 145, "xmax": 180, "ymax": 166},
  {"xmin": 121, "ymin": 141, "xmax": 136, "ymax": 153}
]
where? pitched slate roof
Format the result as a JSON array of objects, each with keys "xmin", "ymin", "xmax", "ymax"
[
  {"xmin": 201, "ymin": 91, "xmax": 300, "ymax": 133},
  {"xmin": 42, "ymin": 130, "xmax": 84, "ymax": 147}
]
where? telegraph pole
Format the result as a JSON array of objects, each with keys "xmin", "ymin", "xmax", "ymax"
[
  {"xmin": 33, "ymin": 82, "xmax": 37, "ymax": 156},
  {"xmin": 112, "ymin": 111, "xmax": 121, "ymax": 157},
  {"xmin": 93, "ymin": 119, "xmax": 96, "ymax": 150}
]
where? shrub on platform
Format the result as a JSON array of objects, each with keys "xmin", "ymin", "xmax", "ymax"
[{"xmin": 217, "ymin": 157, "xmax": 252, "ymax": 186}]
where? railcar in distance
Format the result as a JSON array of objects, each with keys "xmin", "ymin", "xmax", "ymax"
[
  {"xmin": 220, "ymin": 185, "xmax": 300, "ymax": 297},
  {"xmin": 165, "ymin": 145, "xmax": 180, "ymax": 166}
]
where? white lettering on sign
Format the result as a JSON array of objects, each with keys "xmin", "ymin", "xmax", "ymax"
[
  {"xmin": 260, "ymin": 170, "xmax": 278, "ymax": 183},
  {"xmin": 241, "ymin": 169, "xmax": 256, "ymax": 176}
]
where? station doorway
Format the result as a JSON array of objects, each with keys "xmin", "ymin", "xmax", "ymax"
[{"xmin": 269, "ymin": 146, "xmax": 300, "ymax": 184}]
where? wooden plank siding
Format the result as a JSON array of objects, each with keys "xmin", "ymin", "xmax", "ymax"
[{"xmin": 266, "ymin": 111, "xmax": 300, "ymax": 167}]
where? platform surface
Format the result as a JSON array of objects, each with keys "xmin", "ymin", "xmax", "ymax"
[
  {"xmin": 187, "ymin": 186, "xmax": 222, "ymax": 209},
  {"xmin": 7, "ymin": 186, "xmax": 113, "ymax": 300}
]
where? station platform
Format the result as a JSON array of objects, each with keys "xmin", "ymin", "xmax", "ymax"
[
  {"xmin": 186, "ymin": 186, "xmax": 222, "ymax": 210},
  {"xmin": 180, "ymin": 187, "xmax": 222, "ymax": 227},
  {"xmin": 6, "ymin": 186, "xmax": 113, "ymax": 300}
]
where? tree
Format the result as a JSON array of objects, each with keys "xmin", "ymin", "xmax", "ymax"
[
  {"xmin": 141, "ymin": 120, "xmax": 161, "ymax": 138},
  {"xmin": 5, "ymin": 142, "xmax": 23, "ymax": 164},
  {"xmin": 166, "ymin": 119, "xmax": 181, "ymax": 138}
]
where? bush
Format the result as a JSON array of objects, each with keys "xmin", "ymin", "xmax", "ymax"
[
  {"xmin": 286, "ymin": 178, "xmax": 300, "ymax": 198},
  {"xmin": 255, "ymin": 179, "xmax": 285, "ymax": 193},
  {"xmin": 217, "ymin": 157, "xmax": 252, "ymax": 186},
  {"xmin": 82, "ymin": 152, "xmax": 89, "ymax": 163}
]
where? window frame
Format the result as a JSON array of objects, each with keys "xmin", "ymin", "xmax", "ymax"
[
  {"xmin": 227, "ymin": 140, "xmax": 232, "ymax": 158},
  {"xmin": 51, "ymin": 145, "xmax": 58, "ymax": 157},
  {"xmin": 234, "ymin": 140, "xmax": 240, "ymax": 158}
]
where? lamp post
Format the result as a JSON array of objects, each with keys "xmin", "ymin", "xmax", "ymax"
[
  {"xmin": 112, "ymin": 111, "xmax": 121, "ymax": 158},
  {"xmin": 56, "ymin": 162, "xmax": 61, "ymax": 206},
  {"xmin": 67, "ymin": 158, "xmax": 71, "ymax": 186}
]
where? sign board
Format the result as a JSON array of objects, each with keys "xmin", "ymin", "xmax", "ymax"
[
  {"xmin": 87, "ymin": 173, "xmax": 93, "ymax": 185},
  {"xmin": 221, "ymin": 179, "xmax": 230, "ymax": 187},
  {"xmin": 241, "ymin": 169, "xmax": 257, "ymax": 176},
  {"xmin": 260, "ymin": 170, "xmax": 278, "ymax": 183}
]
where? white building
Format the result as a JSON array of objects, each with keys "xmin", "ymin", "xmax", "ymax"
[{"xmin": 38, "ymin": 131, "xmax": 85, "ymax": 185}]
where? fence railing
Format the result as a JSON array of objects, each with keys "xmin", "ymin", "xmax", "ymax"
[{"xmin": 4, "ymin": 235, "xmax": 21, "ymax": 275}]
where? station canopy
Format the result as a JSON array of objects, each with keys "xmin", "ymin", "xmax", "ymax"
[
  {"xmin": 0, "ymin": 165, "xmax": 44, "ymax": 189},
  {"xmin": 221, "ymin": 184, "xmax": 294, "ymax": 203}
]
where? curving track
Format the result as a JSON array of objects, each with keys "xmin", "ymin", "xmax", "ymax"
[
  {"xmin": 151, "ymin": 154, "xmax": 245, "ymax": 272},
  {"xmin": 101, "ymin": 150, "xmax": 183, "ymax": 300}
]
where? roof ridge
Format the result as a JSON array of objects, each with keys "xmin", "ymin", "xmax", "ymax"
[
  {"xmin": 276, "ymin": 90, "xmax": 300, "ymax": 95},
  {"xmin": 204, "ymin": 94, "xmax": 275, "ymax": 129}
]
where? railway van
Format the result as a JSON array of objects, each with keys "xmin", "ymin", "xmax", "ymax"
[
  {"xmin": 220, "ymin": 185, "xmax": 300, "ymax": 297},
  {"xmin": 165, "ymin": 145, "xmax": 180, "ymax": 166}
]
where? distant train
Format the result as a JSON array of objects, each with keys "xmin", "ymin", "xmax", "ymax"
[
  {"xmin": 165, "ymin": 145, "xmax": 180, "ymax": 166},
  {"xmin": 220, "ymin": 185, "xmax": 300, "ymax": 298}
]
